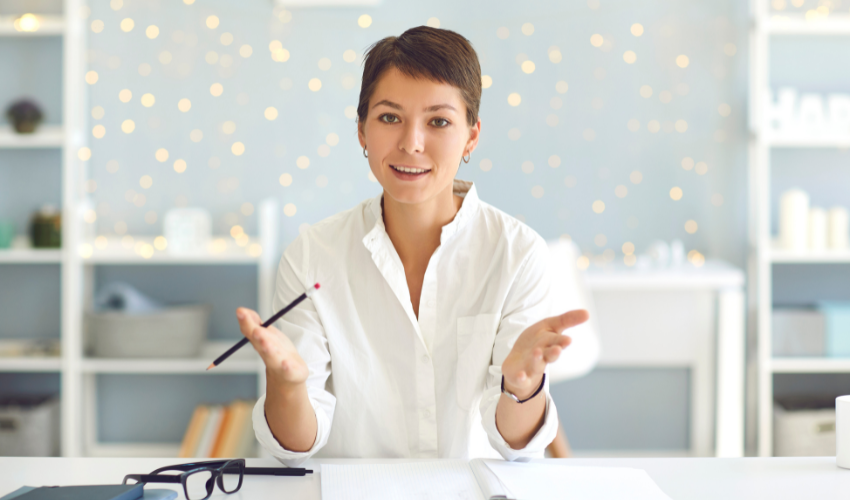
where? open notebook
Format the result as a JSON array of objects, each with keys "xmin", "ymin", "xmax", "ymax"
[{"xmin": 321, "ymin": 459, "xmax": 672, "ymax": 500}]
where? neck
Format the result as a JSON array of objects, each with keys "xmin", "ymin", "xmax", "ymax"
[{"xmin": 382, "ymin": 182, "xmax": 462, "ymax": 263}]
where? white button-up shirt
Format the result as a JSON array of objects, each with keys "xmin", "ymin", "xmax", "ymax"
[{"xmin": 252, "ymin": 179, "xmax": 560, "ymax": 466}]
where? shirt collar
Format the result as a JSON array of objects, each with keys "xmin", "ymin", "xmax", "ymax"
[{"xmin": 363, "ymin": 179, "xmax": 480, "ymax": 250}]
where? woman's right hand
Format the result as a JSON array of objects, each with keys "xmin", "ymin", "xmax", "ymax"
[{"xmin": 236, "ymin": 307, "xmax": 309, "ymax": 387}]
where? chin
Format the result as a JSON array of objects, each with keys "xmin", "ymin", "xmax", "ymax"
[{"xmin": 382, "ymin": 183, "xmax": 435, "ymax": 205}]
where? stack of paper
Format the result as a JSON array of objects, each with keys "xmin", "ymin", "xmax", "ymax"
[{"xmin": 320, "ymin": 458, "xmax": 673, "ymax": 500}]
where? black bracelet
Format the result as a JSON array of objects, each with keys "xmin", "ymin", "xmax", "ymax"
[{"xmin": 501, "ymin": 373, "xmax": 546, "ymax": 404}]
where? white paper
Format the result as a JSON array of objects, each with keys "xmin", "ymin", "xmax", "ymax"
[
  {"xmin": 321, "ymin": 461, "xmax": 486, "ymax": 500},
  {"xmin": 484, "ymin": 460, "xmax": 672, "ymax": 500}
]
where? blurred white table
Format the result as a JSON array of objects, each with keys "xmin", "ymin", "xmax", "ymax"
[
  {"xmin": 584, "ymin": 260, "xmax": 746, "ymax": 457},
  {"xmin": 0, "ymin": 457, "xmax": 846, "ymax": 500}
]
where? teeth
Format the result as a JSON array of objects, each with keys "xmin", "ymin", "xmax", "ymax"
[{"xmin": 392, "ymin": 165, "xmax": 429, "ymax": 174}]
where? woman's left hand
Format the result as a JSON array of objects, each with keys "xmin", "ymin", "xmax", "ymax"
[{"xmin": 501, "ymin": 309, "xmax": 590, "ymax": 399}]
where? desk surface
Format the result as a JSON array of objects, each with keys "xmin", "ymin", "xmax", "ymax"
[{"xmin": 0, "ymin": 456, "xmax": 845, "ymax": 499}]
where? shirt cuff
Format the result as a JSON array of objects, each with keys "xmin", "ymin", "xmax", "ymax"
[
  {"xmin": 251, "ymin": 392, "xmax": 330, "ymax": 467},
  {"xmin": 480, "ymin": 386, "xmax": 560, "ymax": 462}
]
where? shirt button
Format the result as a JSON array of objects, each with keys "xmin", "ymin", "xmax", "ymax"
[
  {"xmin": 421, "ymin": 355, "xmax": 429, "ymax": 364},
  {"xmin": 422, "ymin": 408, "xmax": 431, "ymax": 418}
]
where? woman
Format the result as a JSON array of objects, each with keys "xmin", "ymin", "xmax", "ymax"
[{"xmin": 236, "ymin": 26, "xmax": 588, "ymax": 466}]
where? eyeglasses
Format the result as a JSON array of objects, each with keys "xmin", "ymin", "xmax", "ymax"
[{"xmin": 123, "ymin": 459, "xmax": 245, "ymax": 500}]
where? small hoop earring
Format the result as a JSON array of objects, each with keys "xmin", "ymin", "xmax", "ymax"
[
  {"xmin": 363, "ymin": 148, "xmax": 368, "ymax": 158},
  {"xmin": 461, "ymin": 152, "xmax": 471, "ymax": 164}
]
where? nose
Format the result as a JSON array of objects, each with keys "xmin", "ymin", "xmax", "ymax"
[{"xmin": 398, "ymin": 120, "xmax": 424, "ymax": 155}]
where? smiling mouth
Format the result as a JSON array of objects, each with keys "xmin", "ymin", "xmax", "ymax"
[{"xmin": 390, "ymin": 165, "xmax": 431, "ymax": 174}]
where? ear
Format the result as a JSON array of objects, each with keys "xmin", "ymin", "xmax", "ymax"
[
  {"xmin": 357, "ymin": 120, "xmax": 366, "ymax": 149},
  {"xmin": 465, "ymin": 117, "xmax": 481, "ymax": 155}
]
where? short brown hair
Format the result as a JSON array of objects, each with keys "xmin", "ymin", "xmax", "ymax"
[{"xmin": 357, "ymin": 26, "xmax": 482, "ymax": 127}]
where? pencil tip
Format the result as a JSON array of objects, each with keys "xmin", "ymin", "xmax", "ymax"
[{"xmin": 206, "ymin": 363, "xmax": 215, "ymax": 371}]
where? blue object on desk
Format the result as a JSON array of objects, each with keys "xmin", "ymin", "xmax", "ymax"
[
  {"xmin": 0, "ymin": 484, "xmax": 142, "ymax": 500},
  {"xmin": 0, "ymin": 485, "xmax": 173, "ymax": 500},
  {"xmin": 818, "ymin": 301, "xmax": 850, "ymax": 357}
]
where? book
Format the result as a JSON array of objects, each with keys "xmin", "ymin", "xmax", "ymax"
[
  {"xmin": 1, "ymin": 487, "xmax": 176, "ymax": 500},
  {"xmin": 3, "ymin": 484, "xmax": 142, "ymax": 500},
  {"xmin": 320, "ymin": 459, "xmax": 673, "ymax": 500},
  {"xmin": 233, "ymin": 399, "xmax": 258, "ymax": 458},
  {"xmin": 178, "ymin": 405, "xmax": 209, "ymax": 458},
  {"xmin": 208, "ymin": 405, "xmax": 232, "ymax": 458},
  {"xmin": 194, "ymin": 405, "xmax": 223, "ymax": 458},
  {"xmin": 214, "ymin": 400, "xmax": 250, "ymax": 458}
]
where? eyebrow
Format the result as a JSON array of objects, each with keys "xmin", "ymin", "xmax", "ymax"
[{"xmin": 372, "ymin": 99, "xmax": 456, "ymax": 113}]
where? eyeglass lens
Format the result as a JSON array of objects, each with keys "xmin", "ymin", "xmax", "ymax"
[
  {"xmin": 219, "ymin": 463, "xmax": 242, "ymax": 493},
  {"xmin": 185, "ymin": 469, "xmax": 215, "ymax": 500}
]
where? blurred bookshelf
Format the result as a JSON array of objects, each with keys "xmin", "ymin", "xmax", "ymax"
[
  {"xmin": 0, "ymin": 2, "xmax": 81, "ymax": 459},
  {"xmin": 750, "ymin": 1, "xmax": 850, "ymax": 457}
]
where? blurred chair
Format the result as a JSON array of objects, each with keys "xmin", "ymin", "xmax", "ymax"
[{"xmin": 544, "ymin": 239, "xmax": 601, "ymax": 457}]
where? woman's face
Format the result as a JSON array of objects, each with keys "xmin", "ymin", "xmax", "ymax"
[{"xmin": 358, "ymin": 67, "xmax": 481, "ymax": 206}]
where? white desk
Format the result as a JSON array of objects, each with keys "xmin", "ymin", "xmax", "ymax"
[{"xmin": 1, "ymin": 457, "xmax": 846, "ymax": 499}]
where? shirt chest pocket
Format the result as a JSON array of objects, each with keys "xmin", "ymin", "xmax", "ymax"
[{"xmin": 456, "ymin": 313, "xmax": 500, "ymax": 411}]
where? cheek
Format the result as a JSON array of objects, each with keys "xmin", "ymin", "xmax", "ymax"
[{"xmin": 428, "ymin": 131, "xmax": 466, "ymax": 158}]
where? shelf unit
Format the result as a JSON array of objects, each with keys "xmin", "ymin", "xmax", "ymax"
[
  {"xmin": 0, "ymin": 4, "xmax": 83, "ymax": 458},
  {"xmin": 1, "ymin": 4, "xmax": 282, "ymax": 457},
  {"xmin": 77, "ymin": 201, "xmax": 279, "ymax": 458},
  {"xmin": 750, "ymin": 3, "xmax": 850, "ymax": 457}
]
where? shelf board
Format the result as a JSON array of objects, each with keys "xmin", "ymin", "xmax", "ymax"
[
  {"xmin": 770, "ymin": 249, "xmax": 850, "ymax": 263},
  {"xmin": 0, "ymin": 247, "xmax": 62, "ymax": 263},
  {"xmin": 767, "ymin": 137, "xmax": 850, "ymax": 148},
  {"xmin": 82, "ymin": 342, "xmax": 261, "ymax": 374},
  {"xmin": 0, "ymin": 125, "xmax": 64, "ymax": 148},
  {"xmin": 86, "ymin": 442, "xmax": 181, "ymax": 458},
  {"xmin": 0, "ymin": 357, "xmax": 61, "ymax": 372},
  {"xmin": 772, "ymin": 357, "xmax": 850, "ymax": 373},
  {"xmin": 81, "ymin": 357, "xmax": 260, "ymax": 374},
  {"xmin": 766, "ymin": 15, "xmax": 850, "ymax": 35},
  {"xmin": 84, "ymin": 235, "xmax": 264, "ymax": 265},
  {"xmin": 0, "ymin": 15, "xmax": 64, "ymax": 36}
]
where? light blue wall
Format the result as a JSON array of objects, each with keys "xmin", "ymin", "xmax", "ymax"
[{"xmin": 81, "ymin": 0, "xmax": 750, "ymax": 265}]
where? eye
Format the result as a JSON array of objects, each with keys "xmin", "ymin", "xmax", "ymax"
[
  {"xmin": 379, "ymin": 113, "xmax": 399, "ymax": 124},
  {"xmin": 431, "ymin": 118, "xmax": 450, "ymax": 128}
]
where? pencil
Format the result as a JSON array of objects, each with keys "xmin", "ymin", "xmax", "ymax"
[{"xmin": 207, "ymin": 283, "xmax": 320, "ymax": 370}]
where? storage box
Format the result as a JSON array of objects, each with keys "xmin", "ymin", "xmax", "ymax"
[
  {"xmin": 84, "ymin": 304, "xmax": 212, "ymax": 358},
  {"xmin": 772, "ymin": 308, "xmax": 825, "ymax": 357},
  {"xmin": 818, "ymin": 301, "xmax": 850, "ymax": 357},
  {"xmin": 0, "ymin": 395, "xmax": 59, "ymax": 457},
  {"xmin": 773, "ymin": 396, "xmax": 836, "ymax": 457}
]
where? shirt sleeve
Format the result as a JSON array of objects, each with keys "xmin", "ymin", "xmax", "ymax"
[
  {"xmin": 479, "ymin": 235, "xmax": 561, "ymax": 461},
  {"xmin": 251, "ymin": 234, "xmax": 336, "ymax": 467}
]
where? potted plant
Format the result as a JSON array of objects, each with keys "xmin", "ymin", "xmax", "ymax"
[{"xmin": 5, "ymin": 99, "xmax": 43, "ymax": 134}]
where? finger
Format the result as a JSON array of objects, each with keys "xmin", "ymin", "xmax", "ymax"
[
  {"xmin": 536, "ymin": 331, "xmax": 572, "ymax": 351},
  {"xmin": 543, "ymin": 345, "xmax": 563, "ymax": 363},
  {"xmin": 542, "ymin": 309, "xmax": 589, "ymax": 333},
  {"xmin": 533, "ymin": 347, "xmax": 543, "ymax": 362},
  {"xmin": 236, "ymin": 307, "xmax": 266, "ymax": 338}
]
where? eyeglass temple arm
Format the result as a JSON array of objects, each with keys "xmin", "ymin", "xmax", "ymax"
[{"xmin": 123, "ymin": 474, "xmax": 183, "ymax": 484}]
